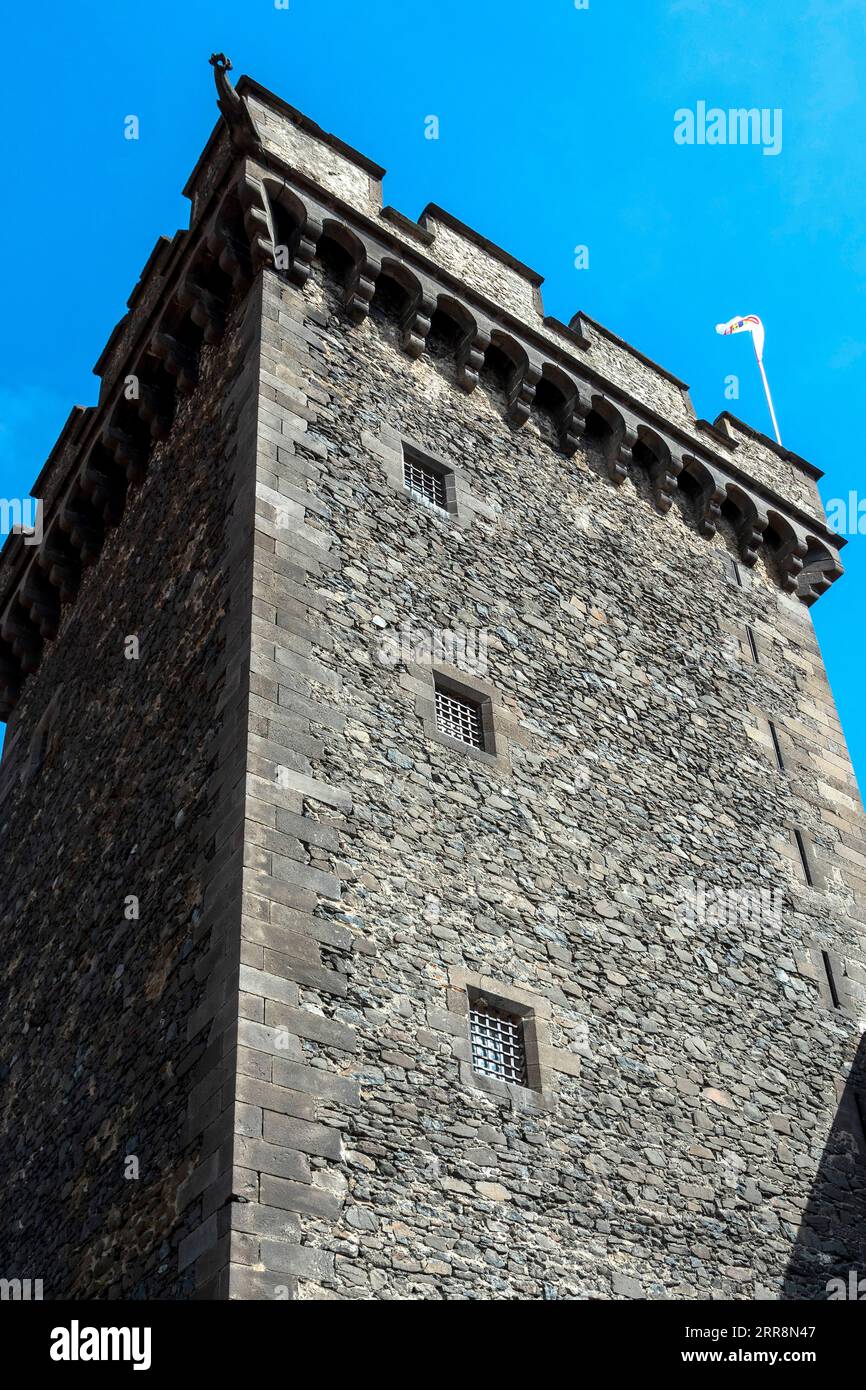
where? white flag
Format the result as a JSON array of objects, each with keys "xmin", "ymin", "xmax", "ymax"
[{"xmin": 715, "ymin": 314, "xmax": 765, "ymax": 361}]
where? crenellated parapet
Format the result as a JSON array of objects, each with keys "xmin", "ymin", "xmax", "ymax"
[{"xmin": 0, "ymin": 58, "xmax": 845, "ymax": 721}]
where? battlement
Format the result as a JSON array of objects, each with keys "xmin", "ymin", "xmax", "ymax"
[{"xmin": 0, "ymin": 57, "xmax": 845, "ymax": 722}]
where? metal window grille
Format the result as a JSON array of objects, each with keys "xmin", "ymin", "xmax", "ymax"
[
  {"xmin": 435, "ymin": 686, "xmax": 484, "ymax": 749},
  {"xmin": 404, "ymin": 456, "xmax": 447, "ymax": 511},
  {"xmin": 469, "ymin": 1000, "xmax": 527, "ymax": 1086}
]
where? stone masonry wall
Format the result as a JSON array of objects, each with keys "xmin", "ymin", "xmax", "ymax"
[
  {"xmin": 0, "ymin": 76, "xmax": 861, "ymax": 1302},
  {"xmin": 225, "ymin": 256, "xmax": 866, "ymax": 1300},
  {"xmin": 0, "ymin": 289, "xmax": 258, "ymax": 1298}
]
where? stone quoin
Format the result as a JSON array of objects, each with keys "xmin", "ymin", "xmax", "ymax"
[{"xmin": 0, "ymin": 55, "xmax": 863, "ymax": 1301}]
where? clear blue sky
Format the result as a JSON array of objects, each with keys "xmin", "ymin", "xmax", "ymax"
[{"xmin": 1, "ymin": 0, "xmax": 864, "ymax": 785}]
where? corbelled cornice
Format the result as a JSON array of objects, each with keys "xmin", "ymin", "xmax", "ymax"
[{"xmin": 0, "ymin": 58, "xmax": 845, "ymax": 722}]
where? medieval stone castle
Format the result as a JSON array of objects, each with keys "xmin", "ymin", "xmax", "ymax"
[{"xmin": 0, "ymin": 57, "xmax": 863, "ymax": 1300}]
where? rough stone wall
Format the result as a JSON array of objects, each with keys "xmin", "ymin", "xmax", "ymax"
[
  {"xmin": 419, "ymin": 212, "xmax": 541, "ymax": 324},
  {"xmin": 245, "ymin": 92, "xmax": 381, "ymax": 216},
  {"xmin": 0, "ymin": 291, "xmax": 256, "ymax": 1298},
  {"xmin": 226, "ymin": 257, "xmax": 866, "ymax": 1300},
  {"xmin": 578, "ymin": 317, "xmax": 697, "ymax": 434},
  {"xmin": 719, "ymin": 417, "xmax": 823, "ymax": 520},
  {"xmin": 232, "ymin": 85, "xmax": 828, "ymax": 539},
  {"xmin": 0, "ymin": 80, "xmax": 861, "ymax": 1302}
]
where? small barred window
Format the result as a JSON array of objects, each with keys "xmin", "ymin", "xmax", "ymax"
[
  {"xmin": 469, "ymin": 1000, "xmax": 527, "ymax": 1086},
  {"xmin": 434, "ymin": 685, "xmax": 484, "ymax": 749},
  {"xmin": 404, "ymin": 455, "xmax": 447, "ymax": 511}
]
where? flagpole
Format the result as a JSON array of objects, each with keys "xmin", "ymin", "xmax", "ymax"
[{"xmin": 753, "ymin": 340, "xmax": 782, "ymax": 446}]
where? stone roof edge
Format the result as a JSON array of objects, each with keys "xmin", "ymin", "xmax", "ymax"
[
  {"xmin": 0, "ymin": 62, "xmax": 846, "ymax": 719},
  {"xmin": 182, "ymin": 75, "xmax": 386, "ymax": 203},
  {"xmin": 0, "ymin": 110, "xmax": 843, "ymax": 614},
  {"xmin": 716, "ymin": 411, "xmax": 824, "ymax": 482},
  {"xmin": 236, "ymin": 76, "xmax": 827, "ymax": 496}
]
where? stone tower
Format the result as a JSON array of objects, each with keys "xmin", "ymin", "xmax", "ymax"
[{"xmin": 0, "ymin": 58, "xmax": 863, "ymax": 1301}]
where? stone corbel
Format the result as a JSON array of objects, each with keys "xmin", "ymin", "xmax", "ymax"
[
  {"xmin": 151, "ymin": 330, "xmax": 199, "ymax": 394},
  {"xmin": 554, "ymin": 379, "xmax": 587, "ymax": 458},
  {"xmin": 343, "ymin": 248, "xmax": 381, "ymax": 325},
  {"xmin": 400, "ymin": 280, "xmax": 437, "ymax": 358},
  {"xmin": 36, "ymin": 535, "xmax": 81, "ymax": 604},
  {"xmin": 19, "ymin": 570, "xmax": 60, "ymax": 641},
  {"xmin": 456, "ymin": 321, "xmax": 490, "ymax": 393},
  {"xmin": 647, "ymin": 437, "xmax": 683, "ymax": 513},
  {"xmin": 558, "ymin": 408, "xmax": 582, "ymax": 457},
  {"xmin": 238, "ymin": 170, "xmax": 277, "ymax": 274},
  {"xmin": 176, "ymin": 275, "xmax": 225, "ymax": 345},
  {"xmin": 603, "ymin": 406, "xmax": 638, "ymax": 485},
  {"xmin": 204, "ymin": 167, "xmax": 275, "ymax": 289},
  {"xmin": 682, "ymin": 456, "xmax": 726, "ymax": 537},
  {"xmin": 506, "ymin": 355, "xmax": 541, "ymax": 428},
  {"xmin": 1, "ymin": 606, "xmax": 42, "ymax": 673},
  {"xmin": 102, "ymin": 423, "xmax": 149, "ymax": 485},
  {"xmin": 59, "ymin": 497, "xmax": 104, "ymax": 565},
  {"xmin": 80, "ymin": 455, "xmax": 126, "ymax": 525},
  {"xmin": 775, "ymin": 532, "xmax": 808, "ymax": 593},
  {"xmin": 288, "ymin": 211, "xmax": 324, "ymax": 287},
  {"xmin": 798, "ymin": 550, "xmax": 844, "ymax": 606},
  {"xmin": 733, "ymin": 495, "xmax": 769, "ymax": 567},
  {"xmin": 136, "ymin": 383, "xmax": 172, "ymax": 442},
  {"xmin": 698, "ymin": 488, "xmax": 724, "ymax": 537},
  {"xmin": 204, "ymin": 209, "xmax": 249, "ymax": 290}
]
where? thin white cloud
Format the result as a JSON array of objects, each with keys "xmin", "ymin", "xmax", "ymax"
[{"xmin": 828, "ymin": 338, "xmax": 866, "ymax": 371}]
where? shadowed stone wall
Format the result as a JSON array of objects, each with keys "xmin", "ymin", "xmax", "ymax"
[{"xmin": 0, "ymin": 290, "xmax": 257, "ymax": 1298}]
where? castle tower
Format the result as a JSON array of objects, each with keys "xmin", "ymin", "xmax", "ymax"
[{"xmin": 0, "ymin": 58, "xmax": 863, "ymax": 1301}]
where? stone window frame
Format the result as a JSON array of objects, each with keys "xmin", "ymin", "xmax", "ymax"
[
  {"xmin": 765, "ymin": 717, "xmax": 786, "ymax": 773},
  {"xmin": 810, "ymin": 944, "xmax": 861, "ymax": 1018},
  {"xmin": 401, "ymin": 440, "xmax": 458, "ymax": 518},
  {"xmin": 447, "ymin": 968, "xmax": 556, "ymax": 1112},
  {"xmin": 433, "ymin": 682, "xmax": 486, "ymax": 750},
  {"xmin": 401, "ymin": 658, "xmax": 521, "ymax": 772},
  {"xmin": 745, "ymin": 705, "xmax": 807, "ymax": 780},
  {"xmin": 785, "ymin": 824, "xmax": 829, "ymax": 893},
  {"xmin": 722, "ymin": 553, "xmax": 745, "ymax": 588},
  {"xmin": 718, "ymin": 618, "xmax": 765, "ymax": 668},
  {"xmin": 373, "ymin": 423, "xmax": 499, "ymax": 530}
]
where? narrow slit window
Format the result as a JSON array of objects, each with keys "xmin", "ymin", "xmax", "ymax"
[
  {"xmin": 434, "ymin": 684, "xmax": 484, "ymax": 749},
  {"xmin": 768, "ymin": 720, "xmax": 785, "ymax": 771},
  {"xmin": 404, "ymin": 455, "xmax": 447, "ymax": 511},
  {"xmin": 469, "ymin": 999, "xmax": 527, "ymax": 1086},
  {"xmin": 33, "ymin": 726, "xmax": 49, "ymax": 773},
  {"xmin": 794, "ymin": 829, "xmax": 814, "ymax": 886},
  {"xmin": 746, "ymin": 626, "xmax": 759, "ymax": 664},
  {"xmin": 725, "ymin": 555, "xmax": 742, "ymax": 587},
  {"xmin": 822, "ymin": 951, "xmax": 841, "ymax": 1009},
  {"xmin": 26, "ymin": 691, "xmax": 62, "ymax": 782}
]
